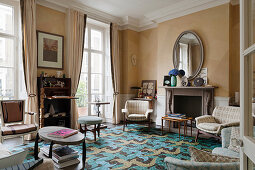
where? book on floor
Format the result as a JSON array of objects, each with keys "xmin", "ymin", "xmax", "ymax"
[
  {"xmin": 52, "ymin": 155, "xmax": 79, "ymax": 164},
  {"xmin": 47, "ymin": 129, "xmax": 78, "ymax": 138},
  {"xmin": 54, "ymin": 158, "xmax": 80, "ymax": 169}
]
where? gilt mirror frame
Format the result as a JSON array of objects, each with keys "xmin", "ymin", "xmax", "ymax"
[{"xmin": 173, "ymin": 30, "xmax": 204, "ymax": 80}]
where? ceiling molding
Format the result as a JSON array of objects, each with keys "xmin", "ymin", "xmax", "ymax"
[
  {"xmin": 145, "ymin": 0, "xmax": 230, "ymax": 24},
  {"xmin": 37, "ymin": 0, "xmax": 121, "ymax": 25},
  {"xmin": 37, "ymin": 0, "xmax": 233, "ymax": 32}
]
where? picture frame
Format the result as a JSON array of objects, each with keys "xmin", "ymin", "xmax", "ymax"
[
  {"xmin": 37, "ymin": 31, "xmax": 64, "ymax": 69},
  {"xmin": 141, "ymin": 80, "xmax": 157, "ymax": 97}
]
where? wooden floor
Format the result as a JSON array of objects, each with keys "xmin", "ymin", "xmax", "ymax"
[{"xmin": 2, "ymin": 123, "xmax": 209, "ymax": 170}]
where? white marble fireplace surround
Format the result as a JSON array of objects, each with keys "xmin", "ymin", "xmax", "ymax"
[{"xmin": 119, "ymin": 93, "xmax": 230, "ymax": 126}]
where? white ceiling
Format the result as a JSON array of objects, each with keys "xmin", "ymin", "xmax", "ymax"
[
  {"xmin": 39, "ymin": 0, "xmax": 237, "ymax": 31},
  {"xmin": 75, "ymin": 0, "xmax": 180, "ymax": 20}
]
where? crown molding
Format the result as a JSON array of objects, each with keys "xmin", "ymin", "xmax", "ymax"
[
  {"xmin": 37, "ymin": 0, "xmax": 233, "ymax": 32},
  {"xmin": 36, "ymin": 0, "xmax": 121, "ymax": 25}
]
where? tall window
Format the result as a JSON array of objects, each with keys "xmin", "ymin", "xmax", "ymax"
[
  {"xmin": 0, "ymin": 0, "xmax": 24, "ymax": 100},
  {"xmin": 77, "ymin": 19, "xmax": 113, "ymax": 122}
]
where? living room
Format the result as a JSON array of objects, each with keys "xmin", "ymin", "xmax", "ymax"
[{"xmin": 0, "ymin": 0, "xmax": 254, "ymax": 169}]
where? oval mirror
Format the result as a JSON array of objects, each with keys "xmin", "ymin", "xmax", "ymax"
[{"xmin": 173, "ymin": 31, "xmax": 204, "ymax": 80}]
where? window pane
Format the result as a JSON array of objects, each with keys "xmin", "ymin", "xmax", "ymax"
[
  {"xmin": 91, "ymin": 53, "xmax": 102, "ymax": 73},
  {"xmin": 0, "ymin": 37, "xmax": 14, "ymax": 67},
  {"xmin": 0, "ymin": 3, "xmax": 14, "ymax": 35},
  {"xmin": 91, "ymin": 74, "xmax": 102, "ymax": 94},
  {"xmin": 0, "ymin": 68, "xmax": 14, "ymax": 99},
  {"xmin": 77, "ymin": 73, "xmax": 88, "ymax": 116},
  {"xmin": 81, "ymin": 52, "xmax": 88, "ymax": 73},
  {"xmin": 91, "ymin": 29, "xmax": 102, "ymax": 51},
  {"xmin": 84, "ymin": 28, "xmax": 88, "ymax": 49}
]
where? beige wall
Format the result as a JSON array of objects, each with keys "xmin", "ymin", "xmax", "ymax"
[
  {"xmin": 120, "ymin": 29, "xmax": 139, "ymax": 94},
  {"xmin": 36, "ymin": 5, "xmax": 66, "ymax": 77},
  {"xmin": 121, "ymin": 3, "xmax": 240, "ymax": 97}
]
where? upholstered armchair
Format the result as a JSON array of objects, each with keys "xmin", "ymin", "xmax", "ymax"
[
  {"xmin": 0, "ymin": 100, "xmax": 38, "ymax": 143},
  {"xmin": 122, "ymin": 100, "xmax": 153, "ymax": 131},
  {"xmin": 195, "ymin": 106, "xmax": 240, "ymax": 142}
]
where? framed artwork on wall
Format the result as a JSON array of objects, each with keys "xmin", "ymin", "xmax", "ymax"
[{"xmin": 37, "ymin": 31, "xmax": 64, "ymax": 69}]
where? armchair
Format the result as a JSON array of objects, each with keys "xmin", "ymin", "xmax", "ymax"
[
  {"xmin": 0, "ymin": 100, "xmax": 38, "ymax": 143},
  {"xmin": 195, "ymin": 106, "xmax": 240, "ymax": 142},
  {"xmin": 122, "ymin": 100, "xmax": 153, "ymax": 131}
]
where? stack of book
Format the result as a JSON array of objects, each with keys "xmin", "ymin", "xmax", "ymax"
[
  {"xmin": 167, "ymin": 113, "xmax": 186, "ymax": 119},
  {"xmin": 41, "ymin": 145, "xmax": 80, "ymax": 168}
]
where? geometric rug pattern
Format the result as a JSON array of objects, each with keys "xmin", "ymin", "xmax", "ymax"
[{"xmin": 10, "ymin": 124, "xmax": 221, "ymax": 169}]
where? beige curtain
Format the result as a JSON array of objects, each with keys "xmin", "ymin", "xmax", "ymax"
[
  {"xmin": 20, "ymin": 0, "xmax": 38, "ymax": 140},
  {"xmin": 110, "ymin": 23, "xmax": 121, "ymax": 124},
  {"xmin": 67, "ymin": 9, "xmax": 86, "ymax": 129}
]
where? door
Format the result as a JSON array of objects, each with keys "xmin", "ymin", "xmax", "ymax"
[{"xmin": 240, "ymin": 0, "xmax": 255, "ymax": 169}]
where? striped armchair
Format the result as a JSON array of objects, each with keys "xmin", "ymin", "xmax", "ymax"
[
  {"xmin": 195, "ymin": 106, "xmax": 240, "ymax": 142},
  {"xmin": 122, "ymin": 100, "xmax": 153, "ymax": 131}
]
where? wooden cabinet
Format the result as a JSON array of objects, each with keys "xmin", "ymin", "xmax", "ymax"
[{"xmin": 37, "ymin": 77, "xmax": 74, "ymax": 128}]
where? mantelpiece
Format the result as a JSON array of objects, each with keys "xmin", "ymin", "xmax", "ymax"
[{"xmin": 159, "ymin": 86, "xmax": 216, "ymax": 118}]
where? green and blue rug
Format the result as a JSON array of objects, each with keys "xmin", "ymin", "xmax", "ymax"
[{"xmin": 10, "ymin": 125, "xmax": 221, "ymax": 169}]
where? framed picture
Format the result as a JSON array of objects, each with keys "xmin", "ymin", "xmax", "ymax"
[
  {"xmin": 37, "ymin": 31, "xmax": 64, "ymax": 69},
  {"xmin": 141, "ymin": 80, "xmax": 157, "ymax": 97}
]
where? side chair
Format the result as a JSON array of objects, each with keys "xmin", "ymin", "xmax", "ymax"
[{"xmin": 0, "ymin": 100, "xmax": 38, "ymax": 143}]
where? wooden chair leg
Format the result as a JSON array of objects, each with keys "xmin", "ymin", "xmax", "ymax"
[
  {"xmin": 195, "ymin": 129, "xmax": 200, "ymax": 142},
  {"xmin": 84, "ymin": 124, "xmax": 87, "ymax": 137},
  {"xmin": 123, "ymin": 119, "xmax": 126, "ymax": 131},
  {"xmin": 148, "ymin": 120, "xmax": 151, "ymax": 131},
  {"xmin": 98, "ymin": 123, "xmax": 101, "ymax": 137},
  {"xmin": 93, "ymin": 124, "xmax": 97, "ymax": 141}
]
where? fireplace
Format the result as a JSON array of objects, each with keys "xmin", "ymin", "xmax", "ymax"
[
  {"xmin": 174, "ymin": 95, "xmax": 202, "ymax": 118},
  {"xmin": 163, "ymin": 86, "xmax": 215, "ymax": 117}
]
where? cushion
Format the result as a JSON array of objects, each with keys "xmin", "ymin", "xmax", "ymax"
[
  {"xmin": 189, "ymin": 146, "xmax": 239, "ymax": 163},
  {"xmin": 127, "ymin": 114, "xmax": 147, "ymax": 121},
  {"xmin": 212, "ymin": 147, "xmax": 239, "ymax": 158},
  {"xmin": 197, "ymin": 122, "xmax": 221, "ymax": 131},
  {"xmin": 228, "ymin": 127, "xmax": 241, "ymax": 153},
  {"xmin": 1, "ymin": 124, "xmax": 37, "ymax": 136},
  {"xmin": 78, "ymin": 116, "xmax": 103, "ymax": 125}
]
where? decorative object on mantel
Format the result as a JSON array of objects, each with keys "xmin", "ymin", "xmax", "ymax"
[
  {"xmin": 141, "ymin": 80, "xmax": 157, "ymax": 98},
  {"xmin": 163, "ymin": 76, "xmax": 171, "ymax": 86},
  {"xmin": 197, "ymin": 68, "xmax": 208, "ymax": 85},
  {"xmin": 177, "ymin": 69, "xmax": 188, "ymax": 87},
  {"xmin": 37, "ymin": 31, "xmax": 64, "ymax": 69},
  {"xmin": 169, "ymin": 69, "xmax": 179, "ymax": 87},
  {"xmin": 194, "ymin": 77, "xmax": 204, "ymax": 87}
]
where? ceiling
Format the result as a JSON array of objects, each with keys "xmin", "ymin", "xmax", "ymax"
[
  {"xmin": 75, "ymin": 0, "xmax": 180, "ymax": 20},
  {"xmin": 39, "ymin": 0, "xmax": 237, "ymax": 31}
]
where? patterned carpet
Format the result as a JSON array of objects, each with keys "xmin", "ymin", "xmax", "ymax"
[{"xmin": 11, "ymin": 124, "xmax": 221, "ymax": 170}]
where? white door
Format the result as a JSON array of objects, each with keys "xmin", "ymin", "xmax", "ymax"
[{"xmin": 240, "ymin": 0, "xmax": 255, "ymax": 169}]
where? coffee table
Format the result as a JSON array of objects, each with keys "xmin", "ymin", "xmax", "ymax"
[
  {"xmin": 161, "ymin": 116, "xmax": 193, "ymax": 138},
  {"xmin": 34, "ymin": 126, "xmax": 86, "ymax": 164}
]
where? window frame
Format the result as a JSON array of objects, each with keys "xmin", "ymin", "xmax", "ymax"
[{"xmin": 0, "ymin": 0, "xmax": 20, "ymax": 99}]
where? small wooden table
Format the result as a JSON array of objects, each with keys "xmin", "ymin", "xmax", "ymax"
[
  {"xmin": 161, "ymin": 116, "xmax": 193, "ymax": 138},
  {"xmin": 34, "ymin": 126, "xmax": 86, "ymax": 164}
]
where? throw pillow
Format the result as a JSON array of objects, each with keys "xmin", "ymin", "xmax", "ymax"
[
  {"xmin": 189, "ymin": 146, "xmax": 239, "ymax": 163},
  {"xmin": 228, "ymin": 127, "xmax": 241, "ymax": 153}
]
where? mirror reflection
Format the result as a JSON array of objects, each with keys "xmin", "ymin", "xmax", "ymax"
[{"xmin": 173, "ymin": 31, "xmax": 203, "ymax": 80}]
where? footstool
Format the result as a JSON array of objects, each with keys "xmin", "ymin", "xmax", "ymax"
[{"xmin": 78, "ymin": 116, "xmax": 103, "ymax": 141}]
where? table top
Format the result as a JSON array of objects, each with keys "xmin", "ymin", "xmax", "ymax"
[
  {"xmin": 162, "ymin": 116, "xmax": 193, "ymax": 121},
  {"xmin": 88, "ymin": 102, "xmax": 110, "ymax": 105},
  {"xmin": 38, "ymin": 126, "xmax": 84, "ymax": 145}
]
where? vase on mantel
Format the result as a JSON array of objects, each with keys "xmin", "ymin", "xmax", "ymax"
[{"xmin": 171, "ymin": 75, "xmax": 177, "ymax": 87}]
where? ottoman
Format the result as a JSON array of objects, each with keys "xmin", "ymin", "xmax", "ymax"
[{"xmin": 78, "ymin": 116, "xmax": 103, "ymax": 141}]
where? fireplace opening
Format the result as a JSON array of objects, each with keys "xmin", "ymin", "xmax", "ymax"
[{"xmin": 174, "ymin": 95, "xmax": 202, "ymax": 118}]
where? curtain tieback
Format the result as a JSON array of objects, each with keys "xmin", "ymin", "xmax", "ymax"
[
  {"xmin": 113, "ymin": 92, "xmax": 119, "ymax": 96},
  {"xmin": 28, "ymin": 93, "xmax": 36, "ymax": 97}
]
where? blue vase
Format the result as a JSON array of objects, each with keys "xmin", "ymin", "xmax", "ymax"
[{"xmin": 171, "ymin": 76, "xmax": 177, "ymax": 87}]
